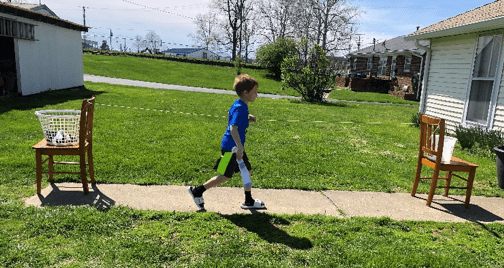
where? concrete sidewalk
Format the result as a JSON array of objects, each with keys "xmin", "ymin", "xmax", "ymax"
[
  {"xmin": 84, "ymin": 74, "xmax": 298, "ymax": 100},
  {"xmin": 25, "ymin": 183, "xmax": 504, "ymax": 224}
]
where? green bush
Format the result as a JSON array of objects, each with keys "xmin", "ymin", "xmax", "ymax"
[
  {"xmin": 455, "ymin": 125, "xmax": 504, "ymax": 157},
  {"xmin": 255, "ymin": 38, "xmax": 298, "ymax": 79},
  {"xmin": 410, "ymin": 112, "xmax": 421, "ymax": 127},
  {"xmin": 281, "ymin": 44, "xmax": 334, "ymax": 103}
]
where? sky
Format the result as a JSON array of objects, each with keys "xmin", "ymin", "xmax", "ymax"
[{"xmin": 34, "ymin": 0, "xmax": 497, "ymax": 56}]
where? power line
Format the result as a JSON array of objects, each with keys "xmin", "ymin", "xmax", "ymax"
[
  {"xmin": 121, "ymin": 0, "xmax": 195, "ymax": 20},
  {"xmin": 85, "ymin": 33, "xmax": 203, "ymax": 49}
]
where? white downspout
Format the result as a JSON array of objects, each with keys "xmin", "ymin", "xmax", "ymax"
[
  {"xmin": 414, "ymin": 39, "xmax": 432, "ymax": 114},
  {"xmin": 412, "ymin": 53, "xmax": 423, "ymax": 100}
]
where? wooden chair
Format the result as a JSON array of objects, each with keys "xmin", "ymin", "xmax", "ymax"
[
  {"xmin": 411, "ymin": 114, "xmax": 478, "ymax": 208},
  {"xmin": 33, "ymin": 96, "xmax": 96, "ymax": 195}
]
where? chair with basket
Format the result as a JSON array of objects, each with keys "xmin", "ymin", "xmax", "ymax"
[
  {"xmin": 32, "ymin": 96, "xmax": 96, "ymax": 195},
  {"xmin": 411, "ymin": 114, "xmax": 478, "ymax": 208}
]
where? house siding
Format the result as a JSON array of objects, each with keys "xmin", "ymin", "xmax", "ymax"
[
  {"xmin": 424, "ymin": 34, "xmax": 477, "ymax": 132},
  {"xmin": 493, "ymin": 64, "xmax": 504, "ymax": 130}
]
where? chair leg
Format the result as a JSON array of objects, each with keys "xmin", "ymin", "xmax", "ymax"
[
  {"xmin": 88, "ymin": 145, "xmax": 95, "ymax": 184},
  {"xmin": 444, "ymin": 171, "xmax": 452, "ymax": 197},
  {"xmin": 426, "ymin": 170, "xmax": 440, "ymax": 206},
  {"xmin": 411, "ymin": 159, "xmax": 423, "ymax": 196},
  {"xmin": 80, "ymin": 153, "xmax": 89, "ymax": 195},
  {"xmin": 48, "ymin": 155, "xmax": 54, "ymax": 182},
  {"xmin": 464, "ymin": 169, "xmax": 476, "ymax": 208},
  {"xmin": 36, "ymin": 150, "xmax": 42, "ymax": 195}
]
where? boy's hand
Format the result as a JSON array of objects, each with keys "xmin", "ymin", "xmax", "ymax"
[{"xmin": 249, "ymin": 114, "xmax": 257, "ymax": 123}]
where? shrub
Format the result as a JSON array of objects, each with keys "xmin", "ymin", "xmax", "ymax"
[
  {"xmin": 255, "ymin": 38, "xmax": 298, "ymax": 79},
  {"xmin": 281, "ymin": 44, "xmax": 334, "ymax": 103},
  {"xmin": 234, "ymin": 55, "xmax": 243, "ymax": 75},
  {"xmin": 454, "ymin": 125, "xmax": 504, "ymax": 157},
  {"xmin": 410, "ymin": 112, "xmax": 421, "ymax": 127}
]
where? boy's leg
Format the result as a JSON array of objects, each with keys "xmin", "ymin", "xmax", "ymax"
[
  {"xmin": 188, "ymin": 175, "xmax": 230, "ymax": 210},
  {"xmin": 203, "ymin": 175, "xmax": 231, "ymax": 190}
]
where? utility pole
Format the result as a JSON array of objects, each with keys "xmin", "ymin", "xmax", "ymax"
[
  {"xmin": 82, "ymin": 6, "xmax": 86, "ymax": 26},
  {"xmin": 109, "ymin": 29, "xmax": 113, "ymax": 51}
]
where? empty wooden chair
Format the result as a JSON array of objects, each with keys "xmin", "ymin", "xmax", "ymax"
[
  {"xmin": 411, "ymin": 114, "xmax": 478, "ymax": 208},
  {"xmin": 33, "ymin": 96, "xmax": 96, "ymax": 194}
]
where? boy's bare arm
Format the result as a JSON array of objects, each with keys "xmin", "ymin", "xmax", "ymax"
[{"xmin": 230, "ymin": 125, "xmax": 244, "ymax": 159}]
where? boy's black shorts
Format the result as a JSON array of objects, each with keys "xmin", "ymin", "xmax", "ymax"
[{"xmin": 213, "ymin": 149, "xmax": 252, "ymax": 178}]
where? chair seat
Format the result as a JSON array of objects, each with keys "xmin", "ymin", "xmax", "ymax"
[{"xmin": 423, "ymin": 155, "xmax": 478, "ymax": 172}]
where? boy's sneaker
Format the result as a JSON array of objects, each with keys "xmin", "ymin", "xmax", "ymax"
[
  {"xmin": 188, "ymin": 186, "xmax": 205, "ymax": 210},
  {"xmin": 241, "ymin": 199, "xmax": 266, "ymax": 209}
]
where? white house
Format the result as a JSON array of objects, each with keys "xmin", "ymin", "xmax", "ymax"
[
  {"xmin": 0, "ymin": 2, "xmax": 88, "ymax": 96},
  {"xmin": 405, "ymin": 0, "xmax": 504, "ymax": 131},
  {"xmin": 163, "ymin": 48, "xmax": 220, "ymax": 60}
]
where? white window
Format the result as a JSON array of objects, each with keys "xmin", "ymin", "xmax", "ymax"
[
  {"xmin": 390, "ymin": 57, "xmax": 397, "ymax": 77},
  {"xmin": 366, "ymin": 57, "xmax": 373, "ymax": 70},
  {"xmin": 464, "ymin": 34, "xmax": 503, "ymax": 126},
  {"xmin": 404, "ymin": 56, "xmax": 411, "ymax": 72},
  {"xmin": 353, "ymin": 58, "xmax": 357, "ymax": 70},
  {"xmin": 377, "ymin": 57, "xmax": 387, "ymax": 76}
]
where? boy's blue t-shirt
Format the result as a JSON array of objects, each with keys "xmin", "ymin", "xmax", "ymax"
[{"xmin": 221, "ymin": 99, "xmax": 249, "ymax": 151}]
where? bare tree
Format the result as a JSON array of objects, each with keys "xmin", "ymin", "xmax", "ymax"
[
  {"xmin": 212, "ymin": 0, "xmax": 253, "ymax": 61},
  {"xmin": 145, "ymin": 31, "xmax": 162, "ymax": 53},
  {"xmin": 305, "ymin": 0, "xmax": 358, "ymax": 55},
  {"xmin": 190, "ymin": 12, "xmax": 220, "ymax": 51},
  {"xmin": 256, "ymin": 0, "xmax": 295, "ymax": 43},
  {"xmin": 133, "ymin": 35, "xmax": 143, "ymax": 53}
]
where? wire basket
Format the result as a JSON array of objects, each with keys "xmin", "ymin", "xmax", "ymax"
[{"xmin": 35, "ymin": 110, "xmax": 81, "ymax": 146}]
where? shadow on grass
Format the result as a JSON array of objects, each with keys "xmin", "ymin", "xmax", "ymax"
[
  {"xmin": 223, "ymin": 212, "xmax": 313, "ymax": 250},
  {"xmin": 288, "ymin": 99, "xmax": 350, "ymax": 108},
  {"xmin": 0, "ymin": 86, "xmax": 105, "ymax": 114},
  {"xmin": 37, "ymin": 183, "xmax": 115, "ymax": 210}
]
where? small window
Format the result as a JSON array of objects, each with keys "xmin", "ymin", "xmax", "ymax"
[
  {"xmin": 390, "ymin": 58, "xmax": 397, "ymax": 77},
  {"xmin": 203, "ymin": 52, "xmax": 207, "ymax": 59},
  {"xmin": 352, "ymin": 58, "xmax": 357, "ymax": 70},
  {"xmin": 377, "ymin": 57, "xmax": 387, "ymax": 76},
  {"xmin": 404, "ymin": 56, "xmax": 411, "ymax": 72},
  {"xmin": 366, "ymin": 57, "xmax": 373, "ymax": 70}
]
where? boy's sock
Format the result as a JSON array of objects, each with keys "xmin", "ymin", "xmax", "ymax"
[
  {"xmin": 193, "ymin": 185, "xmax": 206, "ymax": 197},
  {"xmin": 244, "ymin": 191, "xmax": 254, "ymax": 204}
]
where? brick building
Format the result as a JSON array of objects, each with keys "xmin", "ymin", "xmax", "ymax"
[{"xmin": 345, "ymin": 35, "xmax": 429, "ymax": 99}]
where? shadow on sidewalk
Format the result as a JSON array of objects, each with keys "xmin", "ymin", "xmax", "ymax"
[
  {"xmin": 37, "ymin": 183, "xmax": 115, "ymax": 209},
  {"xmin": 415, "ymin": 195, "xmax": 503, "ymax": 223},
  {"xmin": 222, "ymin": 211, "xmax": 313, "ymax": 250}
]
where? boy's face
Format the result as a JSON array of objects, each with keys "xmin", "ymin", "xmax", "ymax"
[{"xmin": 245, "ymin": 85, "xmax": 258, "ymax": 102}]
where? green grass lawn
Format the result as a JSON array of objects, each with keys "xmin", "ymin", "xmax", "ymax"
[
  {"xmin": 83, "ymin": 53, "xmax": 299, "ymax": 96},
  {"xmin": 329, "ymin": 87, "xmax": 419, "ymax": 105},
  {"xmin": 1, "ymin": 71, "xmax": 503, "ymax": 266}
]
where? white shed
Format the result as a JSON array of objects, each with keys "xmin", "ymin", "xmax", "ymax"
[
  {"xmin": 405, "ymin": 0, "xmax": 504, "ymax": 132},
  {"xmin": 0, "ymin": 3, "xmax": 88, "ymax": 96}
]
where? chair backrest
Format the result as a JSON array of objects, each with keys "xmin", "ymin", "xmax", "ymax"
[
  {"xmin": 79, "ymin": 96, "xmax": 95, "ymax": 148},
  {"xmin": 419, "ymin": 114, "xmax": 445, "ymax": 162}
]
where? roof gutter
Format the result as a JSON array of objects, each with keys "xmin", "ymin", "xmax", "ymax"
[{"xmin": 413, "ymin": 39, "xmax": 432, "ymax": 114}]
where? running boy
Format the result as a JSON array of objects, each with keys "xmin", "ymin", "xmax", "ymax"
[{"xmin": 188, "ymin": 74, "xmax": 265, "ymax": 210}]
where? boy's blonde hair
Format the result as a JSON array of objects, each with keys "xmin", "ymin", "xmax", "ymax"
[{"xmin": 234, "ymin": 74, "xmax": 258, "ymax": 97}]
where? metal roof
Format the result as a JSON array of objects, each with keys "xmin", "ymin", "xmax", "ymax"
[
  {"xmin": 0, "ymin": 2, "xmax": 88, "ymax": 32},
  {"xmin": 164, "ymin": 48, "xmax": 203, "ymax": 54},
  {"xmin": 347, "ymin": 35, "xmax": 429, "ymax": 57}
]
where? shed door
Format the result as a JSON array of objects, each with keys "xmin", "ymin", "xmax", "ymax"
[{"xmin": 464, "ymin": 34, "xmax": 503, "ymax": 127}]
